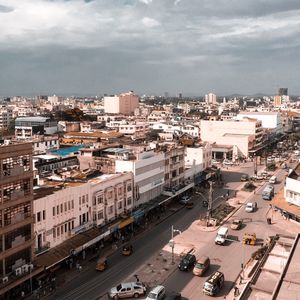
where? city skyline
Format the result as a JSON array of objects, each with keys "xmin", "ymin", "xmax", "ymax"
[{"xmin": 0, "ymin": 0, "xmax": 300, "ymax": 96}]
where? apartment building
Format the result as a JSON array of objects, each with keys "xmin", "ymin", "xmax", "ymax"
[
  {"xmin": 0, "ymin": 143, "xmax": 38, "ymax": 297},
  {"xmin": 164, "ymin": 145, "xmax": 185, "ymax": 189},
  {"xmin": 33, "ymin": 172, "xmax": 133, "ymax": 251},
  {"xmin": 0, "ymin": 107, "xmax": 13, "ymax": 130},
  {"xmin": 200, "ymin": 118, "xmax": 263, "ymax": 159},
  {"xmin": 104, "ymin": 91, "xmax": 139, "ymax": 115}
]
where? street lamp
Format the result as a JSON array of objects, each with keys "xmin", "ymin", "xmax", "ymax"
[{"xmin": 169, "ymin": 225, "xmax": 181, "ymax": 264}]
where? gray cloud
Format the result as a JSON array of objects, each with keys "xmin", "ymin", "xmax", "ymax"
[{"xmin": 0, "ymin": 0, "xmax": 299, "ymax": 96}]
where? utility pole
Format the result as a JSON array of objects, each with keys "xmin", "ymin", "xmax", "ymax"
[{"xmin": 206, "ymin": 181, "xmax": 213, "ymax": 227}]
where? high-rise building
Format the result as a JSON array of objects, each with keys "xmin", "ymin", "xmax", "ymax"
[
  {"xmin": 205, "ymin": 93, "xmax": 217, "ymax": 105},
  {"xmin": 278, "ymin": 88, "xmax": 288, "ymax": 96},
  {"xmin": 0, "ymin": 142, "xmax": 36, "ymax": 297},
  {"xmin": 104, "ymin": 91, "xmax": 139, "ymax": 114},
  {"xmin": 274, "ymin": 95, "xmax": 282, "ymax": 107}
]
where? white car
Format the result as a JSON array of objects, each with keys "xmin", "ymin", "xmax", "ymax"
[
  {"xmin": 245, "ymin": 202, "xmax": 257, "ymax": 213},
  {"xmin": 109, "ymin": 282, "xmax": 146, "ymax": 299},
  {"xmin": 179, "ymin": 195, "xmax": 191, "ymax": 205},
  {"xmin": 223, "ymin": 159, "xmax": 233, "ymax": 166}
]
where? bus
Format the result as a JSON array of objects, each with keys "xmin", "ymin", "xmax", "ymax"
[{"xmin": 262, "ymin": 185, "xmax": 274, "ymax": 200}]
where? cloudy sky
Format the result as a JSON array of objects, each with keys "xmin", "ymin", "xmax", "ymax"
[{"xmin": 0, "ymin": 0, "xmax": 300, "ymax": 96}]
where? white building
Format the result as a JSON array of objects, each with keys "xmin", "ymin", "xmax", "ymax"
[
  {"xmin": 200, "ymin": 119, "xmax": 263, "ymax": 159},
  {"xmin": 236, "ymin": 112, "xmax": 282, "ymax": 135},
  {"xmin": 34, "ymin": 172, "xmax": 133, "ymax": 251},
  {"xmin": 285, "ymin": 164, "xmax": 300, "ymax": 207},
  {"xmin": 115, "ymin": 150, "xmax": 165, "ymax": 205},
  {"xmin": 205, "ymin": 93, "xmax": 217, "ymax": 105}
]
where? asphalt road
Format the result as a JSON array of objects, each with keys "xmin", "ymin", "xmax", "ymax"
[
  {"xmin": 163, "ymin": 165, "xmax": 292, "ymax": 300},
  {"xmin": 49, "ymin": 161, "xmax": 289, "ymax": 300}
]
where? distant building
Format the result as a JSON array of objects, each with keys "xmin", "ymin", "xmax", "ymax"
[
  {"xmin": 104, "ymin": 91, "xmax": 139, "ymax": 115},
  {"xmin": 274, "ymin": 95, "xmax": 282, "ymax": 107},
  {"xmin": 15, "ymin": 116, "xmax": 58, "ymax": 139},
  {"xmin": 205, "ymin": 93, "xmax": 217, "ymax": 105},
  {"xmin": 278, "ymin": 88, "xmax": 288, "ymax": 96},
  {"xmin": 0, "ymin": 106, "xmax": 13, "ymax": 129}
]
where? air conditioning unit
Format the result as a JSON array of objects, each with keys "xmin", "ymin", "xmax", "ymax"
[
  {"xmin": 15, "ymin": 267, "xmax": 22, "ymax": 276},
  {"xmin": 2, "ymin": 276, "xmax": 8, "ymax": 283},
  {"xmin": 22, "ymin": 264, "xmax": 29, "ymax": 273},
  {"xmin": 28, "ymin": 264, "xmax": 34, "ymax": 271}
]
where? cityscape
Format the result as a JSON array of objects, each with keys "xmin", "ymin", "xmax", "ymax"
[{"xmin": 1, "ymin": 1, "xmax": 300, "ymax": 300}]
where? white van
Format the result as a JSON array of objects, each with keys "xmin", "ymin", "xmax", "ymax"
[
  {"xmin": 215, "ymin": 227, "xmax": 228, "ymax": 245},
  {"xmin": 269, "ymin": 175, "xmax": 277, "ymax": 184}
]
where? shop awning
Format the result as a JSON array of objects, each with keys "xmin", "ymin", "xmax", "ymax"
[{"xmin": 118, "ymin": 217, "xmax": 134, "ymax": 229}]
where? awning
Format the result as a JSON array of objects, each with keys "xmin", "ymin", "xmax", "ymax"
[
  {"xmin": 82, "ymin": 230, "xmax": 110, "ymax": 250},
  {"xmin": 118, "ymin": 217, "xmax": 134, "ymax": 229},
  {"xmin": 132, "ymin": 210, "xmax": 145, "ymax": 221}
]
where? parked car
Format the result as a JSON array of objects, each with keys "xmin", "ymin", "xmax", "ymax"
[
  {"xmin": 178, "ymin": 253, "xmax": 196, "ymax": 271},
  {"xmin": 245, "ymin": 202, "xmax": 257, "ymax": 213},
  {"xmin": 223, "ymin": 159, "xmax": 233, "ymax": 165},
  {"xmin": 109, "ymin": 282, "xmax": 146, "ymax": 299},
  {"xmin": 146, "ymin": 285, "xmax": 166, "ymax": 300},
  {"xmin": 230, "ymin": 219, "xmax": 242, "ymax": 230},
  {"xmin": 240, "ymin": 174, "xmax": 249, "ymax": 182}
]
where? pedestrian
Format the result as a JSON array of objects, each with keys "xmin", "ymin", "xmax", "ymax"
[
  {"xmin": 134, "ymin": 274, "xmax": 140, "ymax": 282},
  {"xmin": 21, "ymin": 291, "xmax": 25, "ymax": 298},
  {"xmin": 234, "ymin": 286, "xmax": 239, "ymax": 297}
]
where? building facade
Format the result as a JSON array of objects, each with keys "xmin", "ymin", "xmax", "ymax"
[{"xmin": 0, "ymin": 143, "xmax": 36, "ymax": 296}]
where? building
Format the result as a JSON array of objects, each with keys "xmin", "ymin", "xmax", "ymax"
[
  {"xmin": 0, "ymin": 143, "xmax": 41, "ymax": 297},
  {"xmin": 274, "ymin": 95, "xmax": 282, "ymax": 107},
  {"xmin": 0, "ymin": 107, "xmax": 13, "ymax": 130},
  {"xmin": 271, "ymin": 163, "xmax": 300, "ymax": 223},
  {"xmin": 278, "ymin": 88, "xmax": 288, "ymax": 96},
  {"xmin": 200, "ymin": 118, "xmax": 263, "ymax": 159},
  {"xmin": 236, "ymin": 112, "xmax": 283, "ymax": 135},
  {"xmin": 205, "ymin": 93, "xmax": 217, "ymax": 105},
  {"xmin": 104, "ymin": 91, "xmax": 139, "ymax": 115},
  {"xmin": 15, "ymin": 117, "xmax": 58, "ymax": 139},
  {"xmin": 115, "ymin": 148, "xmax": 165, "ymax": 205},
  {"xmin": 33, "ymin": 172, "xmax": 133, "ymax": 251}
]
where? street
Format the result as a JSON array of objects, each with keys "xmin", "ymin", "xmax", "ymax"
[{"xmin": 48, "ymin": 161, "xmax": 292, "ymax": 300}]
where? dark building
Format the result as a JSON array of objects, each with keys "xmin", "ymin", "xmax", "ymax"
[{"xmin": 278, "ymin": 88, "xmax": 288, "ymax": 96}]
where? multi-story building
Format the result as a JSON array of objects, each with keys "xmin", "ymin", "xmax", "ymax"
[
  {"xmin": 205, "ymin": 93, "xmax": 217, "ymax": 105},
  {"xmin": 200, "ymin": 118, "xmax": 263, "ymax": 159},
  {"xmin": 15, "ymin": 117, "xmax": 58, "ymax": 139},
  {"xmin": 33, "ymin": 172, "xmax": 133, "ymax": 251},
  {"xmin": 164, "ymin": 145, "xmax": 185, "ymax": 190},
  {"xmin": 0, "ymin": 107, "xmax": 13, "ymax": 130},
  {"xmin": 0, "ymin": 143, "xmax": 39, "ymax": 297},
  {"xmin": 104, "ymin": 91, "xmax": 139, "ymax": 115}
]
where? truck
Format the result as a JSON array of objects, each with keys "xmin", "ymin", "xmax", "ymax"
[{"xmin": 262, "ymin": 184, "xmax": 274, "ymax": 200}]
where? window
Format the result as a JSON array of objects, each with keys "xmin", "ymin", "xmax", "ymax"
[
  {"xmin": 79, "ymin": 197, "xmax": 81, "ymax": 205},
  {"xmin": 108, "ymin": 206, "xmax": 113, "ymax": 214},
  {"xmin": 61, "ymin": 225, "xmax": 64, "ymax": 234},
  {"xmin": 43, "ymin": 210, "xmax": 46, "ymax": 220},
  {"xmin": 118, "ymin": 201, "xmax": 122, "ymax": 209},
  {"xmin": 68, "ymin": 201, "xmax": 71, "ymax": 210},
  {"xmin": 57, "ymin": 227, "xmax": 60, "ymax": 236},
  {"xmin": 53, "ymin": 207, "xmax": 55, "ymax": 216},
  {"xmin": 72, "ymin": 221, "xmax": 74, "ymax": 229},
  {"xmin": 53, "ymin": 228, "xmax": 56, "ymax": 238},
  {"xmin": 37, "ymin": 212, "xmax": 41, "ymax": 222},
  {"xmin": 98, "ymin": 211, "xmax": 104, "ymax": 220},
  {"xmin": 57, "ymin": 205, "xmax": 59, "ymax": 215},
  {"xmin": 82, "ymin": 195, "xmax": 85, "ymax": 204},
  {"xmin": 127, "ymin": 197, "xmax": 132, "ymax": 205},
  {"xmin": 64, "ymin": 202, "xmax": 67, "ymax": 212},
  {"xmin": 60, "ymin": 204, "xmax": 63, "ymax": 213},
  {"xmin": 86, "ymin": 194, "xmax": 88, "ymax": 202},
  {"xmin": 65, "ymin": 223, "xmax": 67, "ymax": 232},
  {"xmin": 97, "ymin": 195, "xmax": 103, "ymax": 204},
  {"xmin": 72, "ymin": 200, "xmax": 74, "ymax": 209}
]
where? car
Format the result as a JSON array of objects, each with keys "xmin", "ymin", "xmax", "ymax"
[
  {"xmin": 185, "ymin": 201, "xmax": 194, "ymax": 209},
  {"xmin": 230, "ymin": 219, "xmax": 242, "ymax": 230},
  {"xmin": 146, "ymin": 285, "xmax": 166, "ymax": 300},
  {"xmin": 193, "ymin": 256, "xmax": 210, "ymax": 276},
  {"xmin": 179, "ymin": 195, "xmax": 191, "ymax": 205},
  {"xmin": 245, "ymin": 202, "xmax": 257, "ymax": 213},
  {"xmin": 109, "ymin": 282, "xmax": 146, "ymax": 299},
  {"xmin": 223, "ymin": 159, "xmax": 233, "ymax": 165},
  {"xmin": 165, "ymin": 292, "xmax": 181, "ymax": 300},
  {"xmin": 240, "ymin": 174, "xmax": 249, "ymax": 182},
  {"xmin": 178, "ymin": 253, "xmax": 196, "ymax": 271}
]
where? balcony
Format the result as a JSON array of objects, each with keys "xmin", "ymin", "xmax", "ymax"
[{"xmin": 1, "ymin": 214, "xmax": 34, "ymax": 234}]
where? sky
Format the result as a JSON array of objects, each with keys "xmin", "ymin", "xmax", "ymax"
[{"xmin": 0, "ymin": 0, "xmax": 300, "ymax": 96}]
